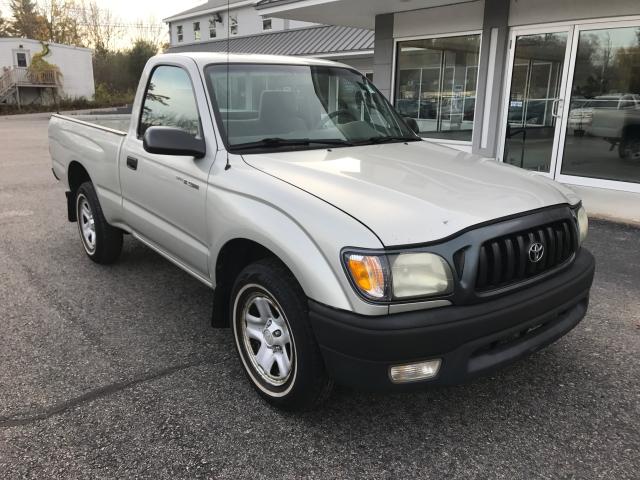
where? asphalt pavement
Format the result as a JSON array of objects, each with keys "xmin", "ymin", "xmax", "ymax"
[{"xmin": 0, "ymin": 114, "xmax": 639, "ymax": 479}]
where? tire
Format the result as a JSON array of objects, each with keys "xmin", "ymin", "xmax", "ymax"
[
  {"xmin": 75, "ymin": 181, "xmax": 123, "ymax": 264},
  {"xmin": 618, "ymin": 130, "xmax": 640, "ymax": 162},
  {"xmin": 230, "ymin": 258, "xmax": 333, "ymax": 411}
]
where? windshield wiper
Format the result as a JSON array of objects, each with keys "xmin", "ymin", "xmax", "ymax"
[
  {"xmin": 230, "ymin": 137, "xmax": 354, "ymax": 150},
  {"xmin": 362, "ymin": 136, "xmax": 421, "ymax": 145}
]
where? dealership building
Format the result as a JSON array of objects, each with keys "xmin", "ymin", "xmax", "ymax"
[{"xmin": 257, "ymin": 0, "xmax": 640, "ymax": 223}]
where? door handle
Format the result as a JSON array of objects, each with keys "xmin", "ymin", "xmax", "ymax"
[
  {"xmin": 126, "ymin": 156, "xmax": 138, "ymax": 170},
  {"xmin": 552, "ymin": 98, "xmax": 564, "ymax": 118}
]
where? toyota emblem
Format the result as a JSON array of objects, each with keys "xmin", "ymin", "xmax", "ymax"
[{"xmin": 528, "ymin": 242, "xmax": 545, "ymax": 263}]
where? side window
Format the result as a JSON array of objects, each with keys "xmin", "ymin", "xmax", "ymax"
[
  {"xmin": 620, "ymin": 96, "xmax": 634, "ymax": 109},
  {"xmin": 230, "ymin": 14, "xmax": 238, "ymax": 35},
  {"xmin": 209, "ymin": 18, "xmax": 217, "ymax": 38},
  {"xmin": 139, "ymin": 66, "xmax": 201, "ymax": 138}
]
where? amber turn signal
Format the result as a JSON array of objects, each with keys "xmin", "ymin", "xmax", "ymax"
[{"xmin": 345, "ymin": 254, "xmax": 387, "ymax": 299}]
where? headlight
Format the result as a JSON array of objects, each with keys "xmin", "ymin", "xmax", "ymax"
[
  {"xmin": 344, "ymin": 251, "xmax": 453, "ymax": 302},
  {"xmin": 576, "ymin": 205, "xmax": 588, "ymax": 245}
]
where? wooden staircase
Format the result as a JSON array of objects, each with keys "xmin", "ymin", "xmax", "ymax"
[{"xmin": 0, "ymin": 66, "xmax": 61, "ymax": 105}]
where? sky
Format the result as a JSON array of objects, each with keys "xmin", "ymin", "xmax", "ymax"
[
  {"xmin": 91, "ymin": 0, "xmax": 204, "ymax": 23},
  {"xmin": 0, "ymin": 0, "xmax": 204, "ymax": 22}
]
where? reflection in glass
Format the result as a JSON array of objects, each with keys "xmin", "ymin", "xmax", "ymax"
[
  {"xmin": 206, "ymin": 64, "xmax": 415, "ymax": 149},
  {"xmin": 503, "ymin": 32, "xmax": 567, "ymax": 173},
  {"xmin": 139, "ymin": 66, "xmax": 201, "ymax": 137},
  {"xmin": 394, "ymin": 35, "xmax": 481, "ymax": 141},
  {"xmin": 562, "ymin": 26, "xmax": 640, "ymax": 184}
]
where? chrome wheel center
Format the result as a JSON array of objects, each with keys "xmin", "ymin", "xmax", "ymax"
[
  {"xmin": 241, "ymin": 293, "xmax": 294, "ymax": 386},
  {"xmin": 78, "ymin": 196, "xmax": 96, "ymax": 252}
]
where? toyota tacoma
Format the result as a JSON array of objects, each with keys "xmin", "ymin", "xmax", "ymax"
[{"xmin": 49, "ymin": 53, "xmax": 595, "ymax": 410}]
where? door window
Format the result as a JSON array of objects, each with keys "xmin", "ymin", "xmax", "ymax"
[
  {"xmin": 139, "ymin": 65, "xmax": 201, "ymax": 138},
  {"xmin": 503, "ymin": 32, "xmax": 568, "ymax": 173},
  {"xmin": 561, "ymin": 25, "xmax": 640, "ymax": 183},
  {"xmin": 15, "ymin": 52, "xmax": 28, "ymax": 67}
]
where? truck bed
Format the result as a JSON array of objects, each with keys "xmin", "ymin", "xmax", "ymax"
[
  {"xmin": 57, "ymin": 111, "xmax": 132, "ymax": 134},
  {"xmin": 49, "ymin": 113, "xmax": 128, "ymax": 226}
]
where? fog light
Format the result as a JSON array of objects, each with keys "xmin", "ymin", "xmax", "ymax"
[{"xmin": 389, "ymin": 359, "xmax": 441, "ymax": 384}]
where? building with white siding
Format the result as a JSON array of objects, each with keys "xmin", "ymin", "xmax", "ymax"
[
  {"xmin": 0, "ymin": 38, "xmax": 95, "ymax": 106},
  {"xmin": 164, "ymin": 0, "xmax": 374, "ymax": 77}
]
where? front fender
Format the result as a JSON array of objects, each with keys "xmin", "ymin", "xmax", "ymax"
[{"xmin": 207, "ymin": 162, "xmax": 386, "ymax": 315}]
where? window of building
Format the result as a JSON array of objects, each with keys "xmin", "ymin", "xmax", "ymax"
[
  {"xmin": 230, "ymin": 14, "xmax": 238, "ymax": 35},
  {"xmin": 193, "ymin": 22, "xmax": 201, "ymax": 41},
  {"xmin": 394, "ymin": 34, "xmax": 481, "ymax": 142},
  {"xmin": 139, "ymin": 65, "xmax": 201, "ymax": 138},
  {"xmin": 176, "ymin": 25, "xmax": 183, "ymax": 43},
  {"xmin": 15, "ymin": 52, "xmax": 28, "ymax": 68},
  {"xmin": 263, "ymin": 18, "xmax": 272, "ymax": 31},
  {"xmin": 561, "ymin": 25, "xmax": 640, "ymax": 185},
  {"xmin": 209, "ymin": 17, "xmax": 217, "ymax": 38}
]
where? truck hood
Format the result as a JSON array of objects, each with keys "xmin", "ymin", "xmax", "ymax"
[{"xmin": 241, "ymin": 141, "xmax": 580, "ymax": 246}]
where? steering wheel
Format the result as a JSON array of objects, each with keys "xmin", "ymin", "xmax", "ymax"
[{"xmin": 318, "ymin": 109, "xmax": 358, "ymax": 129}]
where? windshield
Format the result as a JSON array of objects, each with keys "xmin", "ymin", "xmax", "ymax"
[{"xmin": 204, "ymin": 64, "xmax": 419, "ymax": 152}]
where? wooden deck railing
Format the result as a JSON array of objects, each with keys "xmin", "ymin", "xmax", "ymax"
[
  {"xmin": 1, "ymin": 66, "xmax": 60, "ymax": 92},
  {"xmin": 13, "ymin": 66, "xmax": 60, "ymax": 86}
]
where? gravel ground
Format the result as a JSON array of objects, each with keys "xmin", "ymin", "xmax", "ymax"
[{"xmin": 0, "ymin": 115, "xmax": 638, "ymax": 479}]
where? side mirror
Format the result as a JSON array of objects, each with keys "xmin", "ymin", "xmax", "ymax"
[
  {"xmin": 143, "ymin": 126, "xmax": 206, "ymax": 159},
  {"xmin": 404, "ymin": 117, "xmax": 420, "ymax": 134}
]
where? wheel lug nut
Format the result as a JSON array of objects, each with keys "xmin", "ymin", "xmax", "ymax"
[{"xmin": 273, "ymin": 330, "xmax": 282, "ymax": 338}]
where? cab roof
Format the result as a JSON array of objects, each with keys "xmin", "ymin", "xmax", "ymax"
[{"xmin": 157, "ymin": 52, "xmax": 351, "ymax": 70}]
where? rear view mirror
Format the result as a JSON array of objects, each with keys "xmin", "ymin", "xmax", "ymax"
[
  {"xmin": 403, "ymin": 117, "xmax": 420, "ymax": 134},
  {"xmin": 143, "ymin": 126, "xmax": 206, "ymax": 158}
]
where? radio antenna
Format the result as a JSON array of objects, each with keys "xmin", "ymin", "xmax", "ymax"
[{"xmin": 225, "ymin": 0, "xmax": 231, "ymax": 170}]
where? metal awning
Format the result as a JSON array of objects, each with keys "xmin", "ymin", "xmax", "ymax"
[{"xmin": 166, "ymin": 24, "xmax": 374, "ymax": 56}]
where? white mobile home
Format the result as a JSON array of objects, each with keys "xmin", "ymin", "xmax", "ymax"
[{"xmin": 0, "ymin": 38, "xmax": 95, "ymax": 106}]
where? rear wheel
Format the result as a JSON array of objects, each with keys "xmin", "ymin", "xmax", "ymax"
[
  {"xmin": 231, "ymin": 258, "xmax": 333, "ymax": 410},
  {"xmin": 75, "ymin": 182, "xmax": 123, "ymax": 264}
]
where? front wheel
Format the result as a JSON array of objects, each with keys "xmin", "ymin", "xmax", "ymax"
[
  {"xmin": 619, "ymin": 131, "xmax": 640, "ymax": 161},
  {"xmin": 75, "ymin": 182, "xmax": 123, "ymax": 264},
  {"xmin": 231, "ymin": 259, "xmax": 333, "ymax": 410}
]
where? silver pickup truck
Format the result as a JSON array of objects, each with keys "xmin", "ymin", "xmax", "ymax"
[{"xmin": 49, "ymin": 53, "xmax": 595, "ymax": 410}]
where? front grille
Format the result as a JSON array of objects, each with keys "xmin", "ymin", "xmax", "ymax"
[{"xmin": 475, "ymin": 218, "xmax": 577, "ymax": 292}]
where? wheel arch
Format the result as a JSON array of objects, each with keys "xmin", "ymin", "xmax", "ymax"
[
  {"xmin": 66, "ymin": 161, "xmax": 92, "ymax": 222},
  {"xmin": 210, "ymin": 232, "xmax": 351, "ymax": 328},
  {"xmin": 212, "ymin": 238, "xmax": 283, "ymax": 327}
]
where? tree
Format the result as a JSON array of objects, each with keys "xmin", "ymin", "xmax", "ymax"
[
  {"xmin": 40, "ymin": 0, "xmax": 83, "ymax": 46},
  {"xmin": 79, "ymin": 0, "xmax": 122, "ymax": 52},
  {"xmin": 131, "ymin": 18, "xmax": 165, "ymax": 50},
  {"xmin": 8, "ymin": 0, "xmax": 48, "ymax": 39},
  {"xmin": 0, "ymin": 13, "xmax": 10, "ymax": 37},
  {"xmin": 127, "ymin": 39, "xmax": 158, "ymax": 82}
]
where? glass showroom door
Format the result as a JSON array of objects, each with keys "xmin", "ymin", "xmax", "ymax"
[
  {"xmin": 500, "ymin": 27, "xmax": 573, "ymax": 176},
  {"xmin": 555, "ymin": 20, "xmax": 640, "ymax": 193}
]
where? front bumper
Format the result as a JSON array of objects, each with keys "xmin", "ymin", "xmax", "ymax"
[{"xmin": 309, "ymin": 248, "xmax": 595, "ymax": 390}]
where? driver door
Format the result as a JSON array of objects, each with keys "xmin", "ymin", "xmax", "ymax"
[{"xmin": 120, "ymin": 63, "xmax": 215, "ymax": 280}]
